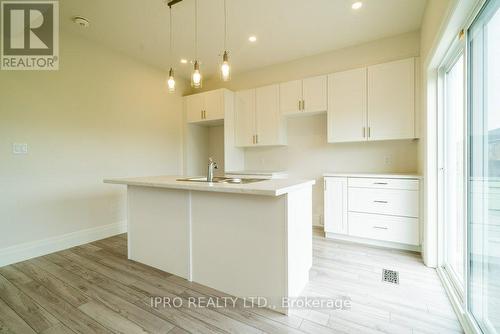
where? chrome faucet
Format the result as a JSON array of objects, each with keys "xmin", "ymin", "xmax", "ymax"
[{"xmin": 207, "ymin": 157, "xmax": 218, "ymax": 182}]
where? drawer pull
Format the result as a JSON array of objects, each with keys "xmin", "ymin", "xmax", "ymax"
[
  {"xmin": 373, "ymin": 182, "xmax": 388, "ymax": 185},
  {"xmin": 373, "ymin": 226, "xmax": 388, "ymax": 230},
  {"xmin": 373, "ymin": 200, "xmax": 388, "ymax": 204}
]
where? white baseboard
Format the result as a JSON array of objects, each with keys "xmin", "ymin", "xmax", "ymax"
[
  {"xmin": 325, "ymin": 232, "xmax": 421, "ymax": 252},
  {"xmin": 0, "ymin": 221, "xmax": 127, "ymax": 267}
]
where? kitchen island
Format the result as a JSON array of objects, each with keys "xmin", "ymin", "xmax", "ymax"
[{"xmin": 104, "ymin": 175, "xmax": 315, "ymax": 313}]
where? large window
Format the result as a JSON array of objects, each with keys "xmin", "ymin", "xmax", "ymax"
[{"xmin": 468, "ymin": 0, "xmax": 500, "ymax": 332}]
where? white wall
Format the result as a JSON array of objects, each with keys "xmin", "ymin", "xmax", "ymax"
[
  {"xmin": 197, "ymin": 31, "xmax": 421, "ymax": 226},
  {"xmin": 184, "ymin": 124, "xmax": 225, "ymax": 176},
  {"xmin": 208, "ymin": 126, "xmax": 225, "ymax": 176},
  {"xmin": 0, "ymin": 32, "xmax": 186, "ymax": 253}
]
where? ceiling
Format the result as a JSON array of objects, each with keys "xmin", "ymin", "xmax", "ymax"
[{"xmin": 61, "ymin": 0, "xmax": 427, "ymax": 80}]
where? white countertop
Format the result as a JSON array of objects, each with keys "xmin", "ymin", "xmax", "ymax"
[
  {"xmin": 104, "ymin": 175, "xmax": 315, "ymax": 196},
  {"xmin": 323, "ymin": 172, "xmax": 422, "ymax": 179}
]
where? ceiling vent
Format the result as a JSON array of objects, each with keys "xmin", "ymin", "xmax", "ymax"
[{"xmin": 73, "ymin": 16, "xmax": 90, "ymax": 28}]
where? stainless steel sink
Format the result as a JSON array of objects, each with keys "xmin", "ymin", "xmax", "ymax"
[{"xmin": 177, "ymin": 177, "xmax": 265, "ymax": 184}]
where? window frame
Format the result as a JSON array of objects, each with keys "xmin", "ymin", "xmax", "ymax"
[{"xmin": 437, "ymin": 36, "xmax": 468, "ymax": 304}]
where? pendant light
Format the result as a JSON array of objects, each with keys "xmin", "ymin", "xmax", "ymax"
[
  {"xmin": 191, "ymin": 0, "xmax": 202, "ymax": 88},
  {"xmin": 167, "ymin": 6, "xmax": 176, "ymax": 93},
  {"xmin": 220, "ymin": 0, "xmax": 230, "ymax": 81}
]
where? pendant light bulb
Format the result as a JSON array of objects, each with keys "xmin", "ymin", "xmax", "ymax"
[
  {"xmin": 191, "ymin": 60, "xmax": 202, "ymax": 88},
  {"xmin": 221, "ymin": 51, "xmax": 230, "ymax": 82},
  {"xmin": 167, "ymin": 68, "xmax": 176, "ymax": 93},
  {"xmin": 167, "ymin": 6, "xmax": 175, "ymax": 93}
]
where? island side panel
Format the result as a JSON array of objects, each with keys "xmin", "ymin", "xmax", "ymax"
[
  {"xmin": 191, "ymin": 191, "xmax": 287, "ymax": 312},
  {"xmin": 286, "ymin": 186, "xmax": 313, "ymax": 297},
  {"xmin": 127, "ymin": 185, "xmax": 190, "ymax": 279}
]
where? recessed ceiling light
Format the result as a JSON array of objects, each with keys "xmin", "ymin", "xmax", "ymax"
[
  {"xmin": 248, "ymin": 35, "xmax": 257, "ymax": 43},
  {"xmin": 180, "ymin": 59, "xmax": 188, "ymax": 64},
  {"xmin": 352, "ymin": 1, "xmax": 363, "ymax": 10}
]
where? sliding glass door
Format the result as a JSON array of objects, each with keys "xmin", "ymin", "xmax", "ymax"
[
  {"xmin": 441, "ymin": 51, "xmax": 466, "ymax": 292},
  {"xmin": 468, "ymin": 0, "xmax": 500, "ymax": 332}
]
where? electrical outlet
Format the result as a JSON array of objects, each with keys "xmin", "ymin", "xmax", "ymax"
[
  {"xmin": 12, "ymin": 143, "xmax": 28, "ymax": 154},
  {"xmin": 384, "ymin": 155, "xmax": 392, "ymax": 165}
]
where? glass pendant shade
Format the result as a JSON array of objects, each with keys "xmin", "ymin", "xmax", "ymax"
[
  {"xmin": 220, "ymin": 51, "xmax": 230, "ymax": 81},
  {"xmin": 167, "ymin": 68, "xmax": 175, "ymax": 93},
  {"xmin": 191, "ymin": 60, "xmax": 202, "ymax": 88}
]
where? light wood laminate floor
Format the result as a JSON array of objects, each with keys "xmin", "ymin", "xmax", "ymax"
[{"xmin": 0, "ymin": 229, "xmax": 463, "ymax": 333}]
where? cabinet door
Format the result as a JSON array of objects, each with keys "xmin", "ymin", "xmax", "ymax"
[
  {"xmin": 327, "ymin": 68, "xmax": 367, "ymax": 143},
  {"xmin": 256, "ymin": 85, "xmax": 284, "ymax": 145},
  {"xmin": 367, "ymin": 58, "xmax": 415, "ymax": 140},
  {"xmin": 279, "ymin": 80, "xmax": 302, "ymax": 115},
  {"xmin": 324, "ymin": 177, "xmax": 348, "ymax": 234},
  {"xmin": 302, "ymin": 75, "xmax": 327, "ymax": 113},
  {"xmin": 186, "ymin": 94, "xmax": 205, "ymax": 123},
  {"xmin": 234, "ymin": 89, "xmax": 256, "ymax": 147},
  {"xmin": 204, "ymin": 90, "xmax": 224, "ymax": 121}
]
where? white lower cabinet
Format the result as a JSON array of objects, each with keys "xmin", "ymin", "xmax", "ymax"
[
  {"xmin": 324, "ymin": 175, "xmax": 420, "ymax": 249},
  {"xmin": 348, "ymin": 187, "xmax": 419, "ymax": 217},
  {"xmin": 324, "ymin": 177, "xmax": 348, "ymax": 234},
  {"xmin": 348, "ymin": 212, "xmax": 419, "ymax": 246}
]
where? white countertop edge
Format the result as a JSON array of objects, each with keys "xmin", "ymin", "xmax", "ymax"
[
  {"xmin": 226, "ymin": 170, "xmax": 288, "ymax": 176},
  {"xmin": 323, "ymin": 172, "xmax": 422, "ymax": 179},
  {"xmin": 104, "ymin": 177, "xmax": 315, "ymax": 197},
  {"xmin": 275, "ymin": 180, "xmax": 316, "ymax": 196}
]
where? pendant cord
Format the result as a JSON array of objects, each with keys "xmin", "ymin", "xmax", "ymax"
[
  {"xmin": 194, "ymin": 0, "xmax": 198, "ymax": 59},
  {"xmin": 169, "ymin": 6, "xmax": 173, "ymax": 67},
  {"xmin": 224, "ymin": 0, "xmax": 227, "ymax": 51}
]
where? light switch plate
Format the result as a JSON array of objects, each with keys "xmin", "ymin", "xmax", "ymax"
[{"xmin": 13, "ymin": 143, "xmax": 28, "ymax": 154}]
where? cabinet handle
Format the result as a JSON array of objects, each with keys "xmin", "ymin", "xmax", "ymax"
[
  {"xmin": 367, "ymin": 127, "xmax": 371, "ymax": 138},
  {"xmin": 298, "ymin": 100, "xmax": 302, "ymax": 111},
  {"xmin": 252, "ymin": 135, "xmax": 255, "ymax": 144},
  {"xmin": 201, "ymin": 110, "xmax": 203, "ymax": 119},
  {"xmin": 362, "ymin": 127, "xmax": 366, "ymax": 138},
  {"xmin": 256, "ymin": 134, "xmax": 259, "ymax": 144},
  {"xmin": 373, "ymin": 226, "xmax": 388, "ymax": 230},
  {"xmin": 373, "ymin": 182, "xmax": 388, "ymax": 185},
  {"xmin": 302, "ymin": 100, "xmax": 305, "ymax": 111},
  {"xmin": 204, "ymin": 110, "xmax": 207, "ymax": 119},
  {"xmin": 373, "ymin": 200, "xmax": 388, "ymax": 204}
]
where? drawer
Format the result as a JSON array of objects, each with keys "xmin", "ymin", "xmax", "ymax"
[
  {"xmin": 348, "ymin": 177, "xmax": 419, "ymax": 190},
  {"xmin": 348, "ymin": 187, "xmax": 418, "ymax": 218},
  {"xmin": 348, "ymin": 212, "xmax": 419, "ymax": 245}
]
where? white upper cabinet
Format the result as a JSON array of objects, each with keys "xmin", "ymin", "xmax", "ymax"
[
  {"xmin": 235, "ymin": 89, "xmax": 256, "ymax": 147},
  {"xmin": 279, "ymin": 80, "xmax": 302, "ymax": 115},
  {"xmin": 185, "ymin": 89, "xmax": 225, "ymax": 123},
  {"xmin": 256, "ymin": 85, "xmax": 286, "ymax": 146},
  {"xmin": 327, "ymin": 68, "xmax": 367, "ymax": 143},
  {"xmin": 186, "ymin": 93, "xmax": 205, "ymax": 123},
  {"xmin": 302, "ymin": 75, "xmax": 328, "ymax": 113},
  {"xmin": 327, "ymin": 57, "xmax": 417, "ymax": 143},
  {"xmin": 279, "ymin": 75, "xmax": 327, "ymax": 116},
  {"xmin": 367, "ymin": 58, "xmax": 415, "ymax": 141},
  {"xmin": 234, "ymin": 85, "xmax": 286, "ymax": 147},
  {"xmin": 203, "ymin": 90, "xmax": 224, "ymax": 121}
]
